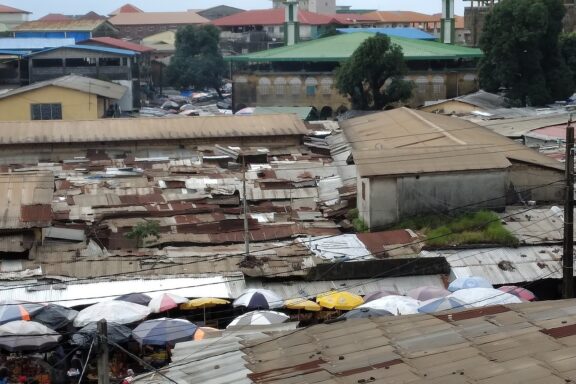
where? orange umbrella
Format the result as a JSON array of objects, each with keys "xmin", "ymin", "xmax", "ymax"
[{"xmin": 193, "ymin": 327, "xmax": 221, "ymax": 340}]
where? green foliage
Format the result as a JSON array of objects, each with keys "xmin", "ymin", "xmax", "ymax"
[
  {"xmin": 335, "ymin": 34, "xmax": 414, "ymax": 110},
  {"xmin": 352, "ymin": 217, "xmax": 369, "ymax": 233},
  {"xmin": 166, "ymin": 25, "xmax": 226, "ymax": 95},
  {"xmin": 125, "ymin": 221, "xmax": 161, "ymax": 247},
  {"xmin": 345, "ymin": 208, "xmax": 359, "ymax": 221},
  {"xmin": 561, "ymin": 32, "xmax": 576, "ymax": 85},
  {"xmin": 479, "ymin": 0, "xmax": 574, "ymax": 106},
  {"xmin": 396, "ymin": 211, "xmax": 518, "ymax": 247}
]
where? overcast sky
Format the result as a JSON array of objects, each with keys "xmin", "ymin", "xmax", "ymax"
[{"xmin": 5, "ymin": 0, "xmax": 466, "ymax": 18}]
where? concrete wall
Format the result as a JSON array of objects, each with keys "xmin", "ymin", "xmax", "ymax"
[
  {"xmin": 233, "ymin": 70, "xmax": 479, "ymax": 115},
  {"xmin": 508, "ymin": 162, "xmax": 564, "ymax": 203},
  {"xmin": 0, "ymin": 85, "xmax": 106, "ymax": 121},
  {"xmin": 363, "ymin": 170, "xmax": 508, "ymax": 229},
  {"xmin": 0, "ymin": 13, "xmax": 28, "ymax": 30}
]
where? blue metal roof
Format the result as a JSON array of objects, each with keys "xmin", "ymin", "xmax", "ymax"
[
  {"xmin": 26, "ymin": 44, "xmax": 138, "ymax": 57},
  {"xmin": 0, "ymin": 38, "xmax": 75, "ymax": 50},
  {"xmin": 0, "ymin": 49, "xmax": 30, "ymax": 56},
  {"xmin": 336, "ymin": 27, "xmax": 437, "ymax": 41}
]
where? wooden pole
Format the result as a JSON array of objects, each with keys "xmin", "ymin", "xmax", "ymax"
[
  {"xmin": 563, "ymin": 122, "xmax": 574, "ymax": 299},
  {"xmin": 97, "ymin": 319, "xmax": 110, "ymax": 384}
]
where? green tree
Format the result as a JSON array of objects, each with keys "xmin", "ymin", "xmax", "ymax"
[
  {"xmin": 479, "ymin": 0, "xmax": 574, "ymax": 106},
  {"xmin": 125, "ymin": 220, "xmax": 160, "ymax": 248},
  {"xmin": 335, "ymin": 34, "xmax": 413, "ymax": 110},
  {"xmin": 560, "ymin": 32, "xmax": 576, "ymax": 86},
  {"xmin": 166, "ymin": 25, "xmax": 226, "ymax": 96}
]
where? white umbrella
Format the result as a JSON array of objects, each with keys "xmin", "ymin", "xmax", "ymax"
[
  {"xmin": 358, "ymin": 295, "xmax": 420, "ymax": 315},
  {"xmin": 74, "ymin": 301, "xmax": 151, "ymax": 327},
  {"xmin": 448, "ymin": 288, "xmax": 523, "ymax": 308},
  {"xmin": 233, "ymin": 289, "xmax": 283, "ymax": 309},
  {"xmin": 448, "ymin": 276, "xmax": 492, "ymax": 292},
  {"xmin": 227, "ymin": 310, "xmax": 289, "ymax": 328},
  {"xmin": 235, "ymin": 107, "xmax": 255, "ymax": 116},
  {"xmin": 148, "ymin": 293, "xmax": 188, "ymax": 313},
  {"xmin": 0, "ymin": 321, "xmax": 61, "ymax": 352}
]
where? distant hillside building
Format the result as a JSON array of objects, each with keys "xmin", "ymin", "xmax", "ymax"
[
  {"xmin": 0, "ymin": 4, "xmax": 30, "ymax": 31},
  {"xmin": 108, "ymin": 11, "xmax": 209, "ymax": 40},
  {"xmin": 197, "ymin": 5, "xmax": 245, "ymax": 20},
  {"xmin": 272, "ymin": 0, "xmax": 336, "ymax": 14}
]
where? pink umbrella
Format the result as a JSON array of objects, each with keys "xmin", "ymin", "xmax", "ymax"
[
  {"xmin": 148, "ymin": 293, "xmax": 188, "ymax": 313},
  {"xmin": 363, "ymin": 290, "xmax": 398, "ymax": 303},
  {"xmin": 407, "ymin": 286, "xmax": 451, "ymax": 301},
  {"xmin": 497, "ymin": 286, "xmax": 536, "ymax": 302}
]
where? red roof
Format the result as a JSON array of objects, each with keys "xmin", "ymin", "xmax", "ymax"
[
  {"xmin": 332, "ymin": 13, "xmax": 379, "ymax": 24},
  {"xmin": 38, "ymin": 13, "xmax": 71, "ymax": 21},
  {"xmin": 81, "ymin": 37, "xmax": 154, "ymax": 53},
  {"xmin": 78, "ymin": 11, "xmax": 106, "ymax": 20},
  {"xmin": 213, "ymin": 9, "xmax": 342, "ymax": 27},
  {"xmin": 109, "ymin": 3, "xmax": 144, "ymax": 16},
  {"xmin": 0, "ymin": 4, "xmax": 30, "ymax": 14}
]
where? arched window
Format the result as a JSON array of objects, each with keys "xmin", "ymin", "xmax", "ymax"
[
  {"xmin": 305, "ymin": 77, "xmax": 318, "ymax": 97},
  {"xmin": 414, "ymin": 76, "xmax": 429, "ymax": 97},
  {"xmin": 320, "ymin": 77, "xmax": 333, "ymax": 95},
  {"xmin": 288, "ymin": 77, "xmax": 302, "ymax": 96},
  {"xmin": 432, "ymin": 76, "xmax": 445, "ymax": 98},
  {"xmin": 257, "ymin": 77, "xmax": 271, "ymax": 95},
  {"xmin": 274, "ymin": 77, "xmax": 286, "ymax": 96}
]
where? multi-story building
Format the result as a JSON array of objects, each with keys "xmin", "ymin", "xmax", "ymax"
[
  {"xmin": 272, "ymin": 0, "xmax": 336, "ymax": 14},
  {"xmin": 0, "ymin": 4, "xmax": 30, "ymax": 31},
  {"xmin": 11, "ymin": 19, "xmax": 118, "ymax": 42}
]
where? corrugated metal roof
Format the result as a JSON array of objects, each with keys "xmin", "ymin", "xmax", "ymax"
[
  {"xmin": 469, "ymin": 112, "xmax": 573, "ymax": 138},
  {"xmin": 12, "ymin": 19, "xmax": 111, "ymax": 31},
  {"xmin": 109, "ymin": 11, "xmax": 209, "ymax": 25},
  {"xmin": 0, "ymin": 114, "xmax": 308, "ymax": 145},
  {"xmin": 423, "ymin": 245, "xmax": 563, "ymax": 285},
  {"xmin": 213, "ymin": 9, "xmax": 341, "ymax": 26},
  {"xmin": 0, "ymin": 5, "xmax": 30, "ymax": 14},
  {"xmin": 80, "ymin": 37, "xmax": 155, "ymax": 53},
  {"xmin": 0, "ymin": 75, "xmax": 127, "ymax": 101},
  {"xmin": 500, "ymin": 207, "xmax": 564, "ymax": 245},
  {"xmin": 0, "ymin": 38, "xmax": 75, "ymax": 50},
  {"xmin": 337, "ymin": 27, "xmax": 437, "ymax": 40},
  {"xmin": 27, "ymin": 44, "xmax": 137, "ymax": 57},
  {"xmin": 0, "ymin": 274, "xmax": 246, "ymax": 307},
  {"xmin": 0, "ymin": 172, "xmax": 53, "ymax": 229},
  {"xmin": 343, "ymin": 108, "xmax": 563, "ymax": 177}
]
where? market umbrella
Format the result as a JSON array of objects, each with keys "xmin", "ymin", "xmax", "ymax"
[
  {"xmin": 115, "ymin": 293, "xmax": 152, "ymax": 306},
  {"xmin": 407, "ymin": 286, "xmax": 451, "ymax": 301},
  {"xmin": 358, "ymin": 295, "xmax": 420, "ymax": 315},
  {"xmin": 316, "ymin": 291, "xmax": 364, "ymax": 310},
  {"xmin": 362, "ymin": 290, "xmax": 398, "ymax": 303},
  {"xmin": 448, "ymin": 288, "xmax": 523, "ymax": 307},
  {"xmin": 132, "ymin": 318, "xmax": 197, "ymax": 346},
  {"xmin": 233, "ymin": 289, "xmax": 283, "ymax": 310},
  {"xmin": 497, "ymin": 286, "xmax": 537, "ymax": 302},
  {"xmin": 0, "ymin": 321, "xmax": 61, "ymax": 352},
  {"xmin": 32, "ymin": 304, "xmax": 78, "ymax": 330},
  {"xmin": 148, "ymin": 293, "xmax": 188, "ymax": 313},
  {"xmin": 74, "ymin": 301, "xmax": 151, "ymax": 327},
  {"xmin": 180, "ymin": 298, "xmax": 230, "ymax": 324},
  {"xmin": 418, "ymin": 297, "xmax": 468, "ymax": 314},
  {"xmin": 71, "ymin": 322, "xmax": 132, "ymax": 347},
  {"xmin": 193, "ymin": 327, "xmax": 221, "ymax": 341},
  {"xmin": 227, "ymin": 310, "xmax": 289, "ymax": 328},
  {"xmin": 235, "ymin": 107, "xmax": 255, "ymax": 116},
  {"xmin": 448, "ymin": 276, "xmax": 492, "ymax": 292},
  {"xmin": 338, "ymin": 307, "xmax": 393, "ymax": 320},
  {"xmin": 0, "ymin": 300, "xmax": 44, "ymax": 325},
  {"xmin": 284, "ymin": 298, "xmax": 322, "ymax": 311}
]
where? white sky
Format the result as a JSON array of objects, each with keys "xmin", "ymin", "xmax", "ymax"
[{"xmin": 4, "ymin": 1, "xmax": 466, "ymax": 18}]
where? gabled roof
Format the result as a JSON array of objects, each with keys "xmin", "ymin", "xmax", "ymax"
[
  {"xmin": 109, "ymin": 11, "xmax": 209, "ymax": 26},
  {"xmin": 0, "ymin": 74, "xmax": 127, "ymax": 100},
  {"xmin": 332, "ymin": 12, "xmax": 380, "ymax": 24},
  {"xmin": 342, "ymin": 108, "xmax": 563, "ymax": 177},
  {"xmin": 109, "ymin": 3, "xmax": 144, "ymax": 16},
  {"xmin": 425, "ymin": 90, "xmax": 508, "ymax": 111},
  {"xmin": 80, "ymin": 37, "xmax": 154, "ymax": 53},
  {"xmin": 26, "ymin": 44, "xmax": 138, "ymax": 57},
  {"xmin": 78, "ymin": 11, "xmax": 106, "ymax": 21},
  {"xmin": 364, "ymin": 10, "xmax": 438, "ymax": 23},
  {"xmin": 212, "ymin": 8, "xmax": 342, "ymax": 26},
  {"xmin": 0, "ymin": 4, "xmax": 30, "ymax": 14},
  {"xmin": 12, "ymin": 19, "xmax": 114, "ymax": 32},
  {"xmin": 37, "ymin": 13, "xmax": 70, "ymax": 21},
  {"xmin": 227, "ymin": 32, "xmax": 483, "ymax": 62}
]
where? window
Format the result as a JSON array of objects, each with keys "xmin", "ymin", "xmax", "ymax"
[
  {"xmin": 65, "ymin": 57, "xmax": 96, "ymax": 67},
  {"xmin": 361, "ymin": 182, "xmax": 366, "ymax": 201},
  {"xmin": 305, "ymin": 77, "xmax": 317, "ymax": 96},
  {"xmin": 274, "ymin": 77, "xmax": 286, "ymax": 96},
  {"xmin": 258, "ymin": 77, "xmax": 271, "ymax": 95},
  {"xmin": 32, "ymin": 59, "xmax": 63, "ymax": 68},
  {"xmin": 288, "ymin": 77, "xmax": 301, "ymax": 96},
  {"xmin": 99, "ymin": 58, "xmax": 121, "ymax": 67},
  {"xmin": 320, "ymin": 78, "xmax": 333, "ymax": 95},
  {"xmin": 31, "ymin": 103, "xmax": 62, "ymax": 120}
]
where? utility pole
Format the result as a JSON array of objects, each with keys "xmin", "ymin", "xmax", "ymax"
[
  {"xmin": 242, "ymin": 159, "xmax": 250, "ymax": 258},
  {"xmin": 563, "ymin": 119, "xmax": 574, "ymax": 299},
  {"xmin": 97, "ymin": 319, "xmax": 110, "ymax": 384}
]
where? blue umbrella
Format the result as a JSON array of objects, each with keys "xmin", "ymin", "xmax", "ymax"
[
  {"xmin": 448, "ymin": 276, "xmax": 492, "ymax": 292},
  {"xmin": 418, "ymin": 297, "xmax": 468, "ymax": 313},
  {"xmin": 132, "ymin": 318, "xmax": 197, "ymax": 346},
  {"xmin": 0, "ymin": 301, "xmax": 44, "ymax": 325},
  {"xmin": 115, "ymin": 293, "xmax": 152, "ymax": 306},
  {"xmin": 72, "ymin": 322, "xmax": 132, "ymax": 347}
]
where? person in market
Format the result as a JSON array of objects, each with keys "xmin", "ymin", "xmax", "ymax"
[
  {"xmin": 121, "ymin": 369, "xmax": 134, "ymax": 384},
  {"xmin": 67, "ymin": 352, "xmax": 82, "ymax": 384}
]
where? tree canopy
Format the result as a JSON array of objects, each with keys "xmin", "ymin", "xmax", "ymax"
[
  {"xmin": 479, "ymin": 0, "xmax": 574, "ymax": 106},
  {"xmin": 335, "ymin": 34, "xmax": 413, "ymax": 110},
  {"xmin": 166, "ymin": 24, "xmax": 226, "ymax": 95}
]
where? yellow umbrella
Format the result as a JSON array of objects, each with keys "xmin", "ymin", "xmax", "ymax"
[
  {"xmin": 316, "ymin": 291, "xmax": 364, "ymax": 310},
  {"xmin": 180, "ymin": 298, "xmax": 230, "ymax": 324},
  {"xmin": 180, "ymin": 298, "xmax": 230, "ymax": 310},
  {"xmin": 284, "ymin": 298, "xmax": 322, "ymax": 311}
]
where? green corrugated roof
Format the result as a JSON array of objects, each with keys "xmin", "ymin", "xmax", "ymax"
[{"xmin": 227, "ymin": 32, "xmax": 483, "ymax": 62}]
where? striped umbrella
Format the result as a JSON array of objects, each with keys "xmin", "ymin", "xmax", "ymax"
[
  {"xmin": 233, "ymin": 289, "xmax": 283, "ymax": 310},
  {"xmin": 0, "ymin": 301, "xmax": 44, "ymax": 325},
  {"xmin": 148, "ymin": 293, "xmax": 188, "ymax": 313},
  {"xmin": 418, "ymin": 297, "xmax": 468, "ymax": 313},
  {"xmin": 497, "ymin": 286, "xmax": 537, "ymax": 301},
  {"xmin": 133, "ymin": 318, "xmax": 197, "ymax": 346}
]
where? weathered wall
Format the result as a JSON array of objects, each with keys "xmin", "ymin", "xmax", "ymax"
[
  {"xmin": 233, "ymin": 70, "xmax": 478, "ymax": 115},
  {"xmin": 0, "ymin": 86, "xmax": 103, "ymax": 121},
  {"xmin": 365, "ymin": 170, "xmax": 508, "ymax": 229},
  {"xmin": 508, "ymin": 162, "xmax": 564, "ymax": 203}
]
